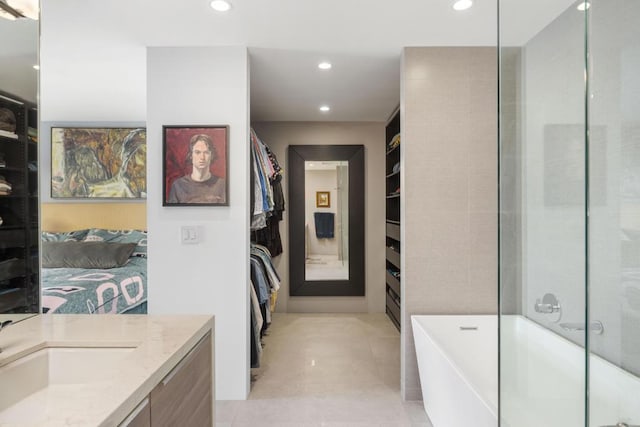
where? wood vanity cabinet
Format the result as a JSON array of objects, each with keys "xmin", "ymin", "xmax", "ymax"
[
  {"xmin": 120, "ymin": 333, "xmax": 213, "ymax": 427},
  {"xmin": 120, "ymin": 398, "xmax": 150, "ymax": 427}
]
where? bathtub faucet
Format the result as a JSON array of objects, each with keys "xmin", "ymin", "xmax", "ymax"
[
  {"xmin": 534, "ymin": 293, "xmax": 561, "ymax": 314},
  {"xmin": 559, "ymin": 320, "xmax": 604, "ymax": 335}
]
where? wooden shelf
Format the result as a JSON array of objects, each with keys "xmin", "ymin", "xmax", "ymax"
[
  {"xmin": 385, "ymin": 145, "xmax": 400, "ymax": 156},
  {"xmin": 386, "ymin": 247, "xmax": 400, "ymax": 269},
  {"xmin": 385, "ymin": 107, "xmax": 401, "ymax": 332},
  {"xmin": 385, "ymin": 291, "xmax": 401, "ymax": 331},
  {"xmin": 386, "ymin": 270, "xmax": 400, "ymax": 296}
]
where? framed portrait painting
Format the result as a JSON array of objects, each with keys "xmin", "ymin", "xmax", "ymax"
[
  {"xmin": 163, "ymin": 125, "xmax": 229, "ymax": 206},
  {"xmin": 50, "ymin": 127, "xmax": 147, "ymax": 198}
]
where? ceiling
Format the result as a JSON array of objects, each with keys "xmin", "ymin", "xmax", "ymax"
[{"xmin": 1, "ymin": 0, "xmax": 577, "ymax": 120}]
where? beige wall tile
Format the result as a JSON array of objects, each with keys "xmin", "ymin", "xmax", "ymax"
[
  {"xmin": 470, "ymin": 174, "xmax": 498, "ymax": 212},
  {"xmin": 401, "ymin": 47, "xmax": 497, "ymax": 400}
]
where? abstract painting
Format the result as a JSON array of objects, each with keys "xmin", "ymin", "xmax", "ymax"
[{"xmin": 51, "ymin": 127, "xmax": 146, "ymax": 198}]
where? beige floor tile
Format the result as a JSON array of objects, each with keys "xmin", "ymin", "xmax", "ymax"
[
  {"xmin": 224, "ymin": 313, "xmax": 433, "ymax": 427},
  {"xmin": 215, "ymin": 400, "xmax": 240, "ymax": 422}
]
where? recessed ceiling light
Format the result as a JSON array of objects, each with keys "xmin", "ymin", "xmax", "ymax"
[
  {"xmin": 210, "ymin": 0, "xmax": 231, "ymax": 12},
  {"xmin": 32, "ymin": 64, "xmax": 39, "ymax": 70},
  {"xmin": 318, "ymin": 62, "xmax": 332, "ymax": 70},
  {"xmin": 576, "ymin": 1, "xmax": 590, "ymax": 11},
  {"xmin": 452, "ymin": 0, "xmax": 473, "ymax": 11},
  {"xmin": 319, "ymin": 105, "xmax": 330, "ymax": 112}
]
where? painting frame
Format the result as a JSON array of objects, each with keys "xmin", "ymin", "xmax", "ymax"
[
  {"xmin": 50, "ymin": 126, "xmax": 147, "ymax": 199},
  {"xmin": 162, "ymin": 125, "xmax": 229, "ymax": 207},
  {"xmin": 316, "ymin": 191, "xmax": 331, "ymax": 208}
]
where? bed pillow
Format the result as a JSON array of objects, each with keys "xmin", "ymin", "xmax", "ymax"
[
  {"xmin": 84, "ymin": 229, "xmax": 147, "ymax": 258},
  {"xmin": 41, "ymin": 229, "xmax": 91, "ymax": 242},
  {"xmin": 42, "ymin": 241, "xmax": 137, "ymax": 269}
]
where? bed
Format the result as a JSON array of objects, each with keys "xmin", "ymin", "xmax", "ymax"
[{"xmin": 41, "ymin": 229, "xmax": 148, "ymax": 314}]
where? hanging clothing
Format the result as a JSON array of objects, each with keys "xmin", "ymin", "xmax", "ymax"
[
  {"xmin": 249, "ymin": 128, "xmax": 285, "ymax": 256},
  {"xmin": 249, "ymin": 129, "xmax": 286, "ymax": 369}
]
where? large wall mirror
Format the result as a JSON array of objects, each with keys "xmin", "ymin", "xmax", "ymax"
[
  {"xmin": 0, "ymin": 10, "xmax": 39, "ymax": 316},
  {"xmin": 288, "ymin": 145, "xmax": 364, "ymax": 296}
]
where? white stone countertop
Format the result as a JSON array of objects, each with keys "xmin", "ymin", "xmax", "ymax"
[{"xmin": 0, "ymin": 314, "xmax": 214, "ymax": 427}]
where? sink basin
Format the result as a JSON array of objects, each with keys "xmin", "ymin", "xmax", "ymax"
[{"xmin": 0, "ymin": 346, "xmax": 135, "ymax": 412}]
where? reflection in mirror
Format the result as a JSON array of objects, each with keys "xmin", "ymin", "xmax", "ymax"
[
  {"xmin": 304, "ymin": 160, "xmax": 349, "ymax": 281},
  {"xmin": 289, "ymin": 145, "xmax": 364, "ymax": 297},
  {"xmin": 0, "ymin": 12, "xmax": 39, "ymax": 314}
]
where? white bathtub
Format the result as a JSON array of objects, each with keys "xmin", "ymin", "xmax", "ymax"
[
  {"xmin": 411, "ymin": 315, "xmax": 498, "ymax": 427},
  {"xmin": 412, "ymin": 315, "xmax": 640, "ymax": 427}
]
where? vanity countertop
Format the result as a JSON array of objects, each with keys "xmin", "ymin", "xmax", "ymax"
[{"xmin": 0, "ymin": 314, "xmax": 214, "ymax": 427}]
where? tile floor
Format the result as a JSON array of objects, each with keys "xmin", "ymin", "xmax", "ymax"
[
  {"xmin": 305, "ymin": 256, "xmax": 349, "ymax": 281},
  {"xmin": 216, "ymin": 313, "xmax": 433, "ymax": 427}
]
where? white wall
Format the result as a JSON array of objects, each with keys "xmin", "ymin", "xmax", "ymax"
[
  {"xmin": 251, "ymin": 122, "xmax": 386, "ymax": 314},
  {"xmin": 41, "ymin": 4, "xmax": 251, "ymax": 398},
  {"xmin": 147, "ymin": 47, "xmax": 250, "ymax": 400}
]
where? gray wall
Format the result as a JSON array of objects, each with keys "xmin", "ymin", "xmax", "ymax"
[
  {"xmin": 251, "ymin": 121, "xmax": 386, "ymax": 314},
  {"xmin": 499, "ymin": 48, "xmax": 523, "ymax": 315},
  {"xmin": 401, "ymin": 47, "xmax": 498, "ymax": 400},
  {"xmin": 519, "ymin": 0, "xmax": 640, "ymax": 377}
]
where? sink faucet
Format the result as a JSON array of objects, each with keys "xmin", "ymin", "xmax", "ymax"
[{"xmin": 0, "ymin": 320, "xmax": 13, "ymax": 353}]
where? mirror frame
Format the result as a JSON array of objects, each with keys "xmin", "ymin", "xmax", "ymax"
[{"xmin": 288, "ymin": 145, "xmax": 365, "ymax": 296}]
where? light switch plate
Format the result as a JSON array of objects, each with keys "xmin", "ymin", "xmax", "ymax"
[{"xmin": 180, "ymin": 226, "xmax": 202, "ymax": 244}]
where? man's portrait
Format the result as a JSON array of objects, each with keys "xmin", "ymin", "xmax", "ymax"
[{"xmin": 163, "ymin": 125, "xmax": 228, "ymax": 206}]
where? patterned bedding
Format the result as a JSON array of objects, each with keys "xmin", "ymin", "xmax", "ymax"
[
  {"xmin": 41, "ymin": 228, "xmax": 148, "ymax": 314},
  {"xmin": 42, "ymin": 253, "xmax": 147, "ymax": 314}
]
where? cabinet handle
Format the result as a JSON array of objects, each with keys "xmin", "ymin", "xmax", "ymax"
[
  {"xmin": 119, "ymin": 397, "xmax": 149, "ymax": 427},
  {"xmin": 161, "ymin": 333, "xmax": 209, "ymax": 386}
]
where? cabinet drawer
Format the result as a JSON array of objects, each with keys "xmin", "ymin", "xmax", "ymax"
[
  {"xmin": 386, "ymin": 222, "xmax": 400, "ymax": 241},
  {"xmin": 386, "ymin": 291, "xmax": 401, "ymax": 327},
  {"xmin": 150, "ymin": 333, "xmax": 212, "ymax": 427}
]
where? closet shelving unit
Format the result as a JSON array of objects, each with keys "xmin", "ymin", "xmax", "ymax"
[
  {"xmin": 0, "ymin": 90, "xmax": 39, "ymax": 313},
  {"xmin": 385, "ymin": 107, "xmax": 401, "ymax": 331}
]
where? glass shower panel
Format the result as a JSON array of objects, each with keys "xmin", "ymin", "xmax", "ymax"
[
  {"xmin": 499, "ymin": 0, "xmax": 588, "ymax": 425},
  {"xmin": 588, "ymin": 0, "xmax": 640, "ymax": 425}
]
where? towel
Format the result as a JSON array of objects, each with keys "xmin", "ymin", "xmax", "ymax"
[{"xmin": 314, "ymin": 212, "xmax": 335, "ymax": 238}]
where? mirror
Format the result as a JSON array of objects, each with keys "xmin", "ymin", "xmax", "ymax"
[
  {"xmin": 304, "ymin": 160, "xmax": 349, "ymax": 281},
  {"xmin": 289, "ymin": 145, "xmax": 364, "ymax": 296},
  {"xmin": 0, "ymin": 15, "xmax": 39, "ymax": 314}
]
